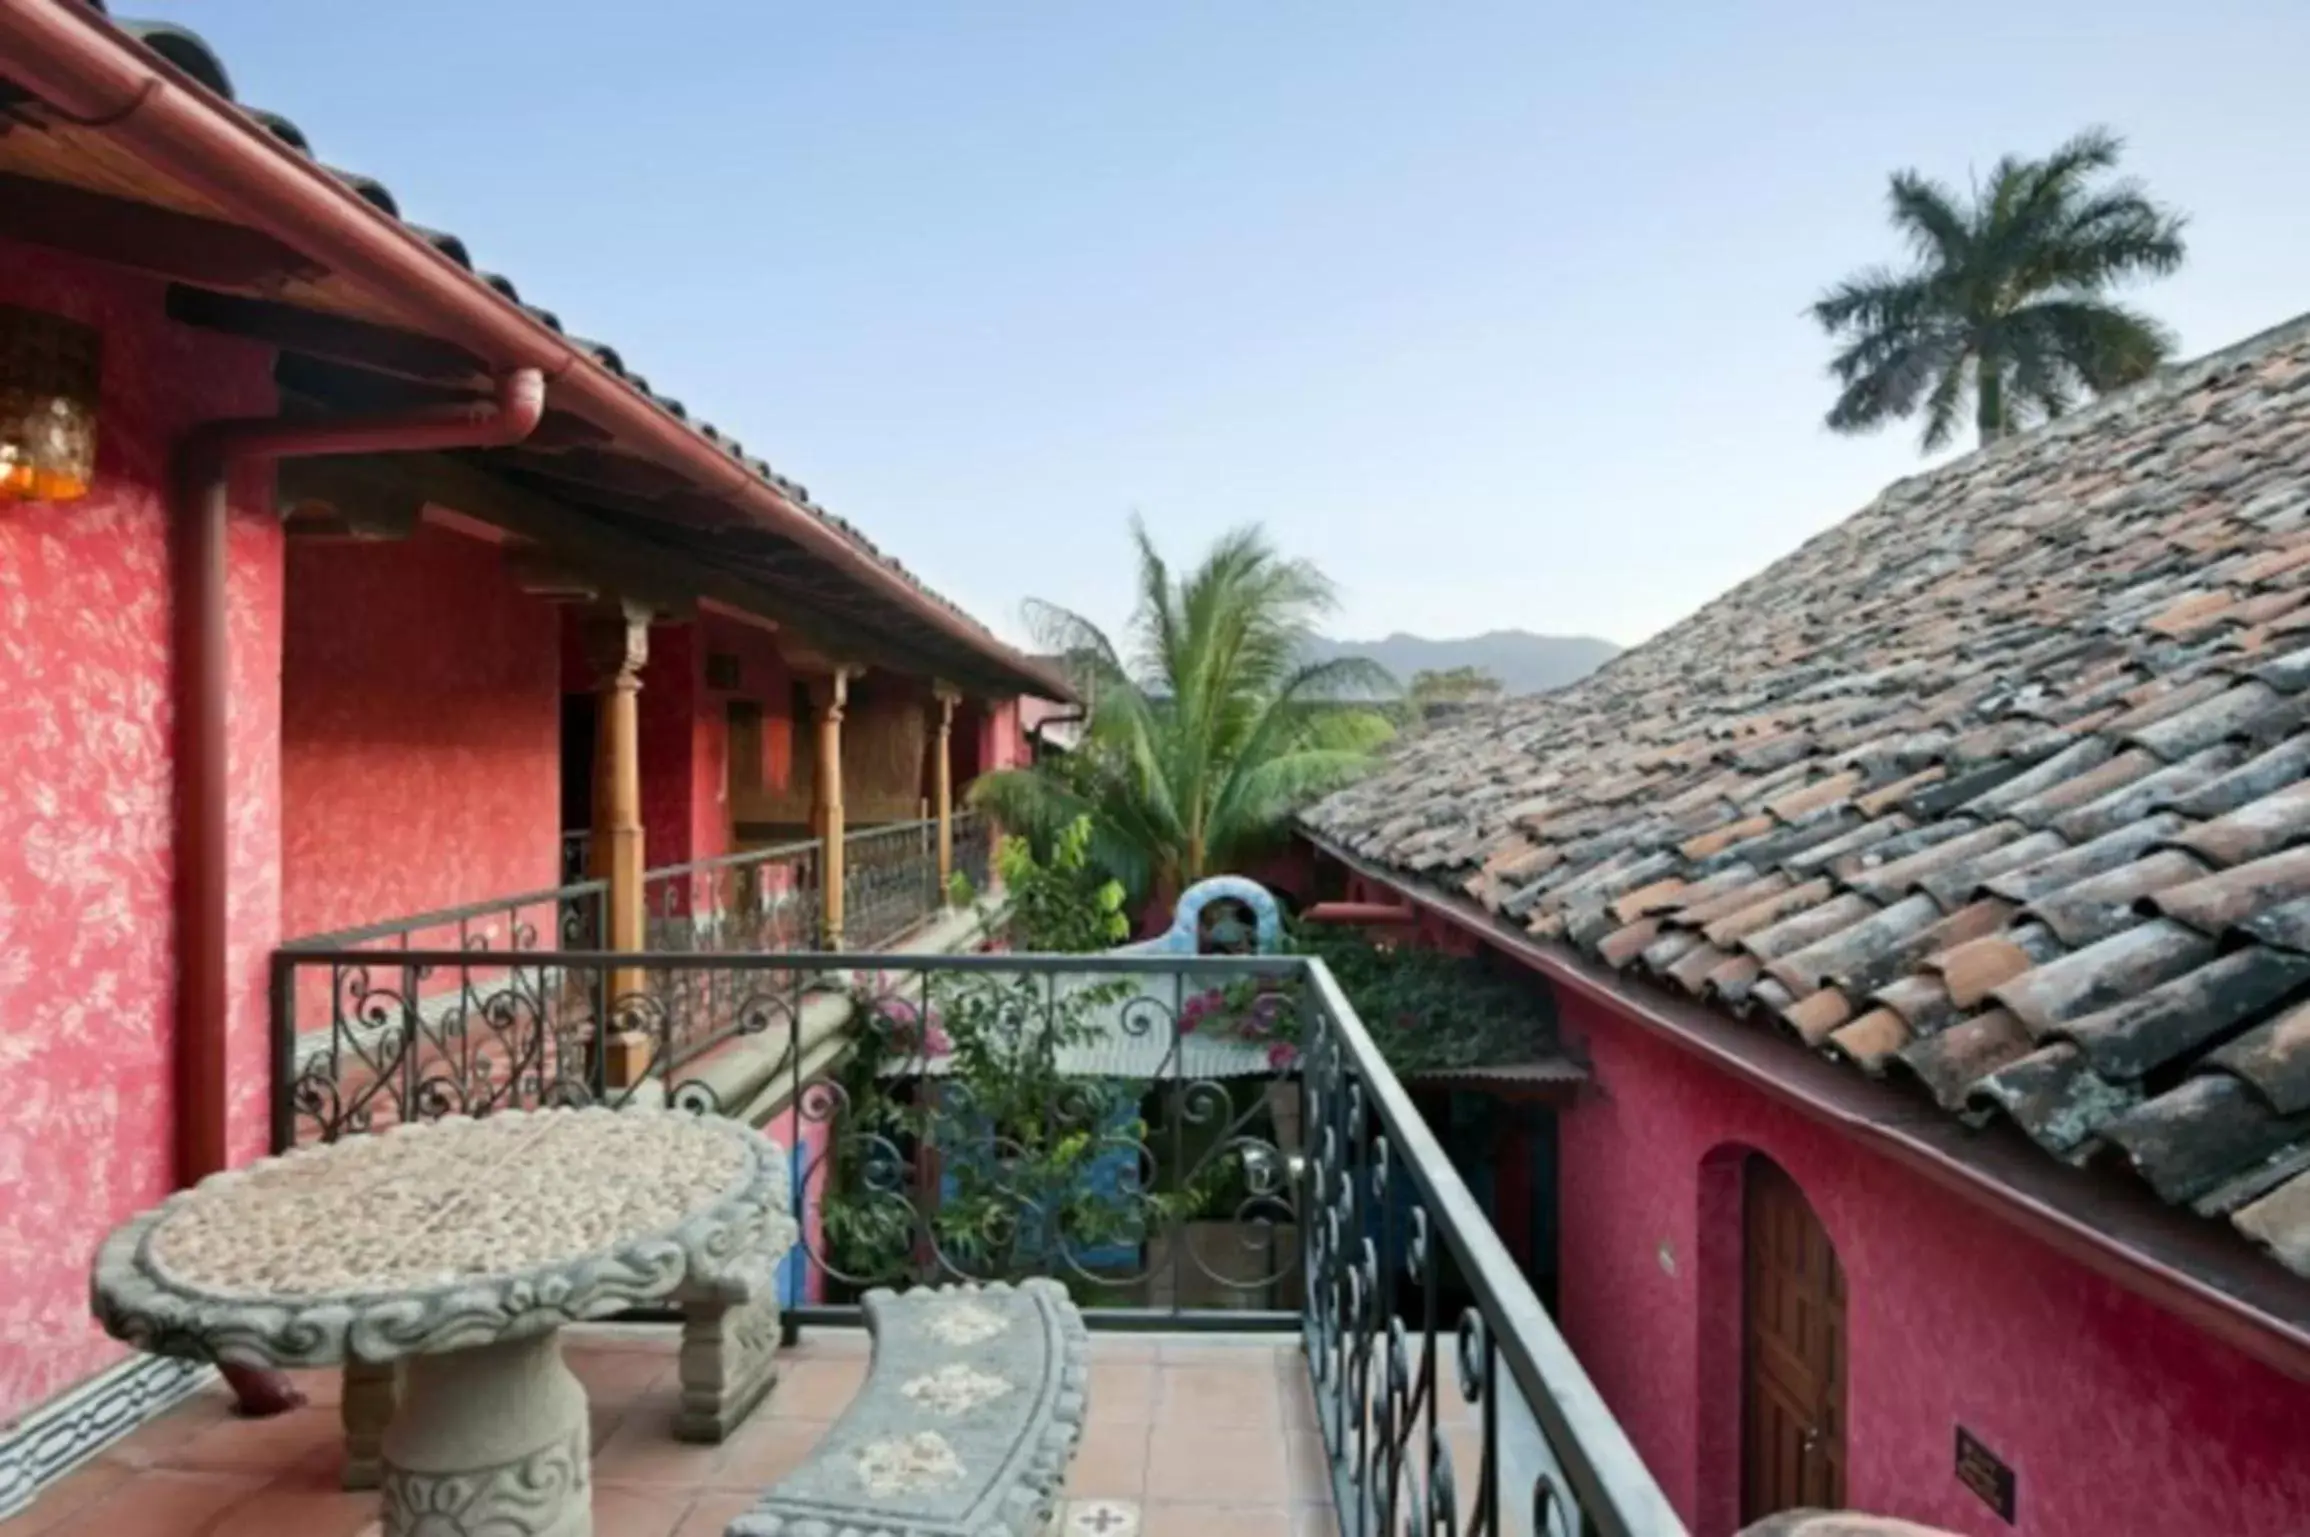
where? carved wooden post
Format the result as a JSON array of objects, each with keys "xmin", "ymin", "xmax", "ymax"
[
  {"xmin": 934, "ymin": 686, "xmax": 958, "ymax": 899},
  {"xmin": 811, "ymin": 669, "xmax": 851, "ymax": 949},
  {"xmin": 584, "ymin": 601, "xmax": 651, "ymax": 1084}
]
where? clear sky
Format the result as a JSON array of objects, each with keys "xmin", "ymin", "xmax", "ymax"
[{"xmin": 159, "ymin": 1, "xmax": 2310, "ymax": 650}]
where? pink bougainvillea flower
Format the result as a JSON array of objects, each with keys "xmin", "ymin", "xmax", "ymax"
[{"xmin": 1266, "ymin": 1042, "xmax": 1300, "ymax": 1071}]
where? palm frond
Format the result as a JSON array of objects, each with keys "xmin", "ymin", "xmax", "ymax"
[{"xmin": 1817, "ymin": 127, "xmax": 2185, "ymax": 452}]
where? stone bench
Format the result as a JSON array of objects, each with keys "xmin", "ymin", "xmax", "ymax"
[{"xmin": 727, "ymin": 1280, "xmax": 1090, "ymax": 1537}]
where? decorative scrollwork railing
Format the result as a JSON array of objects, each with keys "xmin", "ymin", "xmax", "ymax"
[
  {"xmin": 952, "ymin": 807, "xmax": 994, "ymax": 895},
  {"xmin": 266, "ymin": 944, "xmax": 1679, "ymax": 1535},
  {"xmin": 1298, "ymin": 964, "xmax": 1682, "ymax": 1537},
  {"xmin": 642, "ymin": 840, "xmax": 823, "ymax": 957},
  {"xmin": 842, "ymin": 819, "xmax": 943, "ymax": 951}
]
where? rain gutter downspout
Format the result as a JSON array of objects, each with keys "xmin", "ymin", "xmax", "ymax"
[
  {"xmin": 0, "ymin": 1, "xmax": 1075, "ymax": 705},
  {"xmin": 170, "ymin": 369, "xmax": 544, "ymax": 1414},
  {"xmin": 1302, "ymin": 900, "xmax": 1416, "ymax": 926}
]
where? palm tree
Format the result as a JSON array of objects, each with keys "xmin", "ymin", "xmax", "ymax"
[
  {"xmin": 971, "ymin": 521, "xmax": 1395, "ymax": 904},
  {"xmin": 1813, "ymin": 127, "xmax": 2187, "ymax": 451}
]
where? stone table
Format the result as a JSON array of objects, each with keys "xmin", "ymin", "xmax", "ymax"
[{"xmin": 91, "ymin": 1107, "xmax": 798, "ymax": 1537}]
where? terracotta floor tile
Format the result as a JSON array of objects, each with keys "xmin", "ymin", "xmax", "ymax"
[
  {"xmin": 1065, "ymin": 1422, "xmax": 1152, "ymax": 1500},
  {"xmin": 590, "ymin": 1415, "xmax": 727, "ymax": 1490},
  {"xmin": 34, "ymin": 1470, "xmax": 270, "ymax": 1537},
  {"xmin": 1145, "ymin": 1422, "xmax": 1291, "ymax": 1506},
  {"xmin": 677, "ymin": 1489, "xmax": 764, "ymax": 1537},
  {"xmin": 1141, "ymin": 1501, "xmax": 1300, "ymax": 1537},
  {"xmin": 155, "ymin": 1406, "xmax": 342, "ymax": 1473},
  {"xmin": 705, "ymin": 1418, "xmax": 827, "ymax": 1490},
  {"xmin": 760, "ymin": 1356, "xmax": 867, "ymax": 1420},
  {"xmin": 590, "ymin": 1485, "xmax": 693, "ymax": 1537},
  {"xmin": 591, "ymin": 1401, "xmax": 634, "ymax": 1456},
  {"xmin": 1086, "ymin": 1362, "xmax": 1158, "ymax": 1426},
  {"xmin": 1085, "ymin": 1336, "xmax": 1162, "ymax": 1364},
  {"xmin": 1156, "ymin": 1339, "xmax": 1297, "ymax": 1366},
  {"xmin": 1282, "ymin": 1432, "xmax": 1334, "ymax": 1507},
  {"xmin": 1295, "ymin": 1505, "xmax": 1339, "ymax": 1537},
  {"xmin": 570, "ymin": 1349, "xmax": 678, "ymax": 1402},
  {"xmin": 283, "ymin": 1367, "xmax": 346, "ymax": 1408},
  {"xmin": 1155, "ymin": 1364, "xmax": 1282, "ymax": 1428},
  {"xmin": 784, "ymin": 1329, "xmax": 870, "ymax": 1359},
  {"xmin": 1279, "ymin": 1370, "xmax": 1321, "ymax": 1434},
  {"xmin": 0, "ymin": 1459, "xmax": 134, "ymax": 1535},
  {"xmin": 200, "ymin": 1481, "xmax": 376, "ymax": 1537},
  {"xmin": 95, "ymin": 1391, "xmax": 237, "ymax": 1468}
]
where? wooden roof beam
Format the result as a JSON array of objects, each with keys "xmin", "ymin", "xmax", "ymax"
[{"xmin": 0, "ymin": 172, "xmax": 324, "ymax": 291}]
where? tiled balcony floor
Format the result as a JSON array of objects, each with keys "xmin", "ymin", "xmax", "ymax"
[{"xmin": 3, "ymin": 1329, "xmax": 1340, "ymax": 1537}]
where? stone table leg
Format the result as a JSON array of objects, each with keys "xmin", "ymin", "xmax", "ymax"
[
  {"xmin": 380, "ymin": 1331, "xmax": 591, "ymax": 1537},
  {"xmin": 341, "ymin": 1358, "xmax": 401, "ymax": 1490},
  {"xmin": 675, "ymin": 1280, "xmax": 783, "ymax": 1442}
]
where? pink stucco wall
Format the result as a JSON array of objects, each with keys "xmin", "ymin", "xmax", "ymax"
[
  {"xmin": 1555, "ymin": 984, "xmax": 2310, "ymax": 1536},
  {"xmin": 0, "ymin": 242, "xmax": 280, "ymax": 1417},
  {"xmin": 281, "ymin": 520, "xmax": 561, "ymax": 941}
]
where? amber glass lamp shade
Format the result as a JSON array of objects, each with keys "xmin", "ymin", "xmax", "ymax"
[{"xmin": 0, "ymin": 306, "xmax": 100, "ymax": 503}]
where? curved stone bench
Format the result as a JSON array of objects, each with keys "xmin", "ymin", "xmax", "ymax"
[{"xmin": 728, "ymin": 1280, "xmax": 1089, "ymax": 1537}]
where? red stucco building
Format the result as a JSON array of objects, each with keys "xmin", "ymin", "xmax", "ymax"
[
  {"xmin": 0, "ymin": 6, "xmax": 1053, "ymax": 1511},
  {"xmin": 1306, "ymin": 317, "xmax": 2310, "ymax": 1533}
]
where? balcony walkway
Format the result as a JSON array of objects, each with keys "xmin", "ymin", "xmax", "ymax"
[{"xmin": 1, "ymin": 1329, "xmax": 1341, "ymax": 1537}]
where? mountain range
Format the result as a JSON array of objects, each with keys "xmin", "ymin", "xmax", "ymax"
[{"xmin": 1305, "ymin": 629, "xmax": 1621, "ymax": 696}]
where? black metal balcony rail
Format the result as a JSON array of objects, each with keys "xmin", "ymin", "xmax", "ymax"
[
  {"xmin": 265, "ymin": 945, "xmax": 1679, "ymax": 1537},
  {"xmin": 953, "ymin": 807, "xmax": 994, "ymax": 895},
  {"xmin": 560, "ymin": 829, "xmax": 593, "ymax": 886},
  {"xmin": 642, "ymin": 839, "xmax": 823, "ymax": 955},
  {"xmin": 842, "ymin": 818, "xmax": 945, "ymax": 951},
  {"xmin": 273, "ymin": 878, "xmax": 609, "ymax": 1124}
]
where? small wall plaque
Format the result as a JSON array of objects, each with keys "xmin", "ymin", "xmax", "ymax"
[{"xmin": 1955, "ymin": 1425, "xmax": 2015, "ymax": 1523}]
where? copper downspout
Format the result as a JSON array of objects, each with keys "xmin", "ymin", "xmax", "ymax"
[
  {"xmin": 171, "ymin": 369, "xmax": 544, "ymax": 1414},
  {"xmin": 1302, "ymin": 900, "xmax": 1417, "ymax": 926},
  {"xmin": 0, "ymin": 1, "xmax": 1072, "ymax": 703}
]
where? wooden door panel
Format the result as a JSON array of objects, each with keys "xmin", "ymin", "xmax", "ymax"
[{"xmin": 1742, "ymin": 1158, "xmax": 1847, "ymax": 1523}]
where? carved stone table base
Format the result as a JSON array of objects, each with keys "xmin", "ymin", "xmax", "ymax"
[
  {"xmin": 341, "ymin": 1358, "xmax": 402, "ymax": 1491},
  {"xmin": 380, "ymin": 1332, "xmax": 592, "ymax": 1537},
  {"xmin": 675, "ymin": 1258, "xmax": 783, "ymax": 1443}
]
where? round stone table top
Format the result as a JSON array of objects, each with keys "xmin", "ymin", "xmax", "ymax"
[{"xmin": 92, "ymin": 1108, "xmax": 797, "ymax": 1369}]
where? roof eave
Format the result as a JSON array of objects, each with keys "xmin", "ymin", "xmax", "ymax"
[
  {"xmin": 0, "ymin": 1, "xmax": 1066, "ymax": 701},
  {"xmin": 1302, "ymin": 828, "xmax": 2310, "ymax": 1387}
]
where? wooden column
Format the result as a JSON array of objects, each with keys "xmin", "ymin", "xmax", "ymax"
[
  {"xmin": 583, "ymin": 602, "xmax": 651, "ymax": 1084},
  {"xmin": 934, "ymin": 686, "xmax": 958, "ymax": 898},
  {"xmin": 811, "ymin": 669, "xmax": 852, "ymax": 949}
]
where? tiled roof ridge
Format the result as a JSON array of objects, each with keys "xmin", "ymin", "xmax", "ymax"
[
  {"xmin": 1556, "ymin": 309, "xmax": 2310, "ymax": 717},
  {"xmin": 84, "ymin": 8, "xmax": 1003, "ymax": 649},
  {"xmin": 1307, "ymin": 307, "xmax": 2310, "ymax": 1284}
]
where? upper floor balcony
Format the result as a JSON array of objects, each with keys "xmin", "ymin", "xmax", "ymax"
[{"xmin": 236, "ymin": 897, "xmax": 1685, "ymax": 1537}]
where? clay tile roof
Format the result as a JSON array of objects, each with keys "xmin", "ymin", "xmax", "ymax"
[
  {"xmin": 1306, "ymin": 311, "xmax": 2310, "ymax": 1281},
  {"xmin": 58, "ymin": 11, "xmax": 1060, "ymax": 697}
]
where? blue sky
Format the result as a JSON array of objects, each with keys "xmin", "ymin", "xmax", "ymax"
[{"xmin": 161, "ymin": 1, "xmax": 2310, "ymax": 649}]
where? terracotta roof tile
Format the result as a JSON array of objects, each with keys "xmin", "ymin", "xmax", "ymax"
[
  {"xmin": 1304, "ymin": 312, "xmax": 2310, "ymax": 1279},
  {"xmin": 1966, "ymin": 1043, "xmax": 2139, "ymax": 1156},
  {"xmin": 1827, "ymin": 1008, "xmax": 1914, "ymax": 1073},
  {"xmin": 2208, "ymin": 1000, "xmax": 2310, "ymax": 1114}
]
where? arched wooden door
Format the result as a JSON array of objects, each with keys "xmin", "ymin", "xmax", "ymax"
[{"xmin": 1742, "ymin": 1156, "xmax": 1847, "ymax": 1521}]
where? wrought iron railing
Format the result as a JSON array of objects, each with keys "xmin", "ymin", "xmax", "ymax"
[
  {"xmin": 560, "ymin": 829, "xmax": 593, "ymax": 885},
  {"xmin": 266, "ymin": 945, "xmax": 1679, "ymax": 1535},
  {"xmin": 272, "ymin": 878, "xmax": 607, "ymax": 1132},
  {"xmin": 842, "ymin": 819, "xmax": 943, "ymax": 951},
  {"xmin": 953, "ymin": 807, "xmax": 994, "ymax": 895},
  {"xmin": 643, "ymin": 840, "xmax": 822, "ymax": 955}
]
